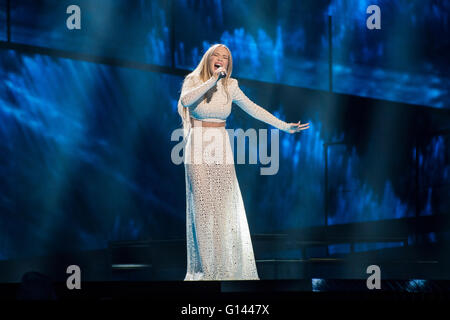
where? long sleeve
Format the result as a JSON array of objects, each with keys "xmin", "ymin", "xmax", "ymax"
[
  {"xmin": 180, "ymin": 76, "xmax": 218, "ymax": 108},
  {"xmin": 232, "ymin": 80, "xmax": 290, "ymax": 132}
]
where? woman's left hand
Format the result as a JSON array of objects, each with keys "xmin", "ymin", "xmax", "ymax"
[{"xmin": 286, "ymin": 121, "xmax": 310, "ymax": 134}]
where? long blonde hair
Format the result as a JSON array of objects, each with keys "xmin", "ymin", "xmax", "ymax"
[{"xmin": 177, "ymin": 44, "xmax": 233, "ymax": 136}]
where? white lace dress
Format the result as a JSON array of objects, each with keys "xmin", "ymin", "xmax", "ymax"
[{"xmin": 178, "ymin": 75, "xmax": 290, "ymax": 281}]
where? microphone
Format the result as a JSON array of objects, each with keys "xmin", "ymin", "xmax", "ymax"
[{"xmin": 215, "ymin": 64, "xmax": 226, "ymax": 79}]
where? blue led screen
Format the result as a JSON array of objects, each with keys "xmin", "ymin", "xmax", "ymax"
[
  {"xmin": 331, "ymin": 0, "xmax": 450, "ymax": 108},
  {"xmin": 0, "ymin": 0, "xmax": 6, "ymax": 41},
  {"xmin": 174, "ymin": 0, "xmax": 330, "ymax": 91},
  {"xmin": 10, "ymin": 0, "xmax": 171, "ymax": 66},
  {"xmin": 4, "ymin": 0, "xmax": 449, "ymax": 108}
]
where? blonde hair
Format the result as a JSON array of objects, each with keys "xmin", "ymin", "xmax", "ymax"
[{"xmin": 177, "ymin": 44, "xmax": 233, "ymax": 136}]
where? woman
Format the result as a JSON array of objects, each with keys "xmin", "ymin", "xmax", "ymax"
[{"xmin": 177, "ymin": 43, "xmax": 309, "ymax": 281}]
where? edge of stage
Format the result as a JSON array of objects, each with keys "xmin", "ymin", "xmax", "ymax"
[{"xmin": 1, "ymin": 241, "xmax": 450, "ymax": 306}]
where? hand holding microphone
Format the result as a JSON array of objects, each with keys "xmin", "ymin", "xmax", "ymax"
[{"xmin": 213, "ymin": 66, "xmax": 227, "ymax": 81}]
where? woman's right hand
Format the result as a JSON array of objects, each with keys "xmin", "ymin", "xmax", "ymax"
[{"xmin": 213, "ymin": 67, "xmax": 227, "ymax": 81}]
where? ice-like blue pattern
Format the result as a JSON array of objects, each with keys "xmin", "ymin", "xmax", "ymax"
[
  {"xmin": 0, "ymin": 50, "xmax": 185, "ymax": 260},
  {"xmin": 0, "ymin": 0, "xmax": 5, "ymax": 41},
  {"xmin": 174, "ymin": 0, "xmax": 449, "ymax": 108},
  {"xmin": 9, "ymin": 0, "xmax": 170, "ymax": 66},
  {"xmin": 2, "ymin": 0, "xmax": 448, "ymax": 107}
]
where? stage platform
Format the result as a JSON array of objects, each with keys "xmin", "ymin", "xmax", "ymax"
[{"xmin": 1, "ymin": 233, "xmax": 449, "ymax": 304}]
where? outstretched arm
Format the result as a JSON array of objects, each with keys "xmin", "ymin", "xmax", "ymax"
[
  {"xmin": 232, "ymin": 80, "xmax": 292, "ymax": 132},
  {"xmin": 232, "ymin": 80, "xmax": 310, "ymax": 133}
]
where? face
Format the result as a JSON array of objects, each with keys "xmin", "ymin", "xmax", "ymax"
[{"xmin": 209, "ymin": 46, "xmax": 230, "ymax": 74}]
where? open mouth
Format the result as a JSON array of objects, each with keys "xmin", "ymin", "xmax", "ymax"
[{"xmin": 214, "ymin": 63, "xmax": 222, "ymax": 70}]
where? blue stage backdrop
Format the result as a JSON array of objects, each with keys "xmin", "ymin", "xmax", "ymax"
[
  {"xmin": 0, "ymin": 0, "xmax": 5, "ymax": 41},
  {"xmin": 10, "ymin": 0, "xmax": 171, "ymax": 66},
  {"xmin": 0, "ymin": 0, "xmax": 449, "ymax": 261}
]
